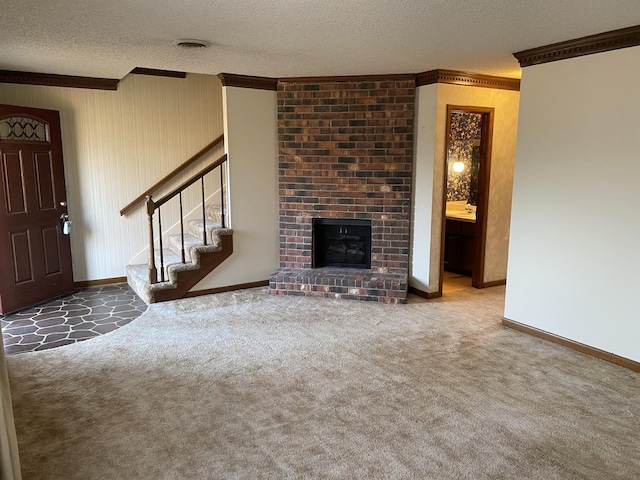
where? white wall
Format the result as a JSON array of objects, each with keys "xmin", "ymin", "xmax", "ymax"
[
  {"xmin": 410, "ymin": 83, "xmax": 520, "ymax": 293},
  {"xmin": 505, "ymin": 46, "xmax": 640, "ymax": 362},
  {"xmin": 0, "ymin": 74, "xmax": 224, "ymax": 281},
  {"xmin": 410, "ymin": 85, "xmax": 438, "ymax": 292},
  {"xmin": 0, "ymin": 333, "xmax": 20, "ymax": 480},
  {"xmin": 193, "ymin": 86, "xmax": 278, "ymax": 290}
]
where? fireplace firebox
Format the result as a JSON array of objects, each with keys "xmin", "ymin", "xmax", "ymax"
[{"xmin": 312, "ymin": 218, "xmax": 371, "ymax": 269}]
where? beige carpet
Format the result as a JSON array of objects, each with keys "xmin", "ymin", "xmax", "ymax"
[{"xmin": 7, "ymin": 287, "xmax": 640, "ymax": 479}]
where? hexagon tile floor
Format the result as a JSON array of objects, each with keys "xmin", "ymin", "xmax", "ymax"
[{"xmin": 1, "ymin": 283, "xmax": 147, "ymax": 355}]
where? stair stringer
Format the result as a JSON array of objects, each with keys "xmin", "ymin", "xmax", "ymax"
[{"xmin": 150, "ymin": 231, "xmax": 233, "ymax": 303}]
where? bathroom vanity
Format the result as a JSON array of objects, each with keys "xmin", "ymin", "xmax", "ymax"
[{"xmin": 444, "ymin": 204, "xmax": 475, "ymax": 275}]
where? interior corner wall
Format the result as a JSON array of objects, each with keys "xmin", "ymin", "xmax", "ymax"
[
  {"xmin": 0, "ymin": 74, "xmax": 224, "ymax": 282},
  {"xmin": 505, "ymin": 46, "xmax": 640, "ymax": 363},
  {"xmin": 192, "ymin": 86, "xmax": 278, "ymax": 290},
  {"xmin": 410, "ymin": 83, "xmax": 520, "ymax": 293},
  {"xmin": 410, "ymin": 84, "xmax": 438, "ymax": 292}
]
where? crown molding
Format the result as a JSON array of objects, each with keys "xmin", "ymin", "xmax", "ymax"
[
  {"xmin": 217, "ymin": 73, "xmax": 278, "ymax": 90},
  {"xmin": 416, "ymin": 69, "xmax": 520, "ymax": 91},
  {"xmin": 278, "ymin": 73, "xmax": 415, "ymax": 84},
  {"xmin": 0, "ymin": 69, "xmax": 119, "ymax": 90},
  {"xmin": 129, "ymin": 67, "xmax": 186, "ymax": 78},
  {"xmin": 0, "ymin": 67, "xmax": 521, "ymax": 93},
  {"xmin": 514, "ymin": 24, "xmax": 640, "ymax": 68}
]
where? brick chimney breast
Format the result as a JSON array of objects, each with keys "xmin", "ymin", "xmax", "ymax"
[{"xmin": 270, "ymin": 78, "xmax": 415, "ymax": 303}]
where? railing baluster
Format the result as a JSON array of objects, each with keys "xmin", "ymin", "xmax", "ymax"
[
  {"xmin": 146, "ymin": 196, "xmax": 157, "ymax": 284},
  {"xmin": 179, "ymin": 192, "xmax": 185, "ymax": 263},
  {"xmin": 158, "ymin": 208, "xmax": 165, "ymax": 282},
  {"xmin": 143, "ymin": 156, "xmax": 228, "ymax": 284},
  {"xmin": 153, "ymin": 154, "xmax": 226, "ymax": 209},
  {"xmin": 220, "ymin": 161, "xmax": 225, "ymax": 228},
  {"xmin": 201, "ymin": 177, "xmax": 207, "ymax": 246}
]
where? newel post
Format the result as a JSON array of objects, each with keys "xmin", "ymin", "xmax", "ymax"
[
  {"xmin": 220, "ymin": 159, "xmax": 226, "ymax": 228},
  {"xmin": 146, "ymin": 196, "xmax": 157, "ymax": 284}
]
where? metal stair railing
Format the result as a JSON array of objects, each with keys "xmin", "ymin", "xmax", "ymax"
[{"xmin": 145, "ymin": 154, "xmax": 228, "ymax": 284}]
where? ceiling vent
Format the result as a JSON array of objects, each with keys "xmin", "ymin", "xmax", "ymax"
[{"xmin": 175, "ymin": 39, "xmax": 212, "ymax": 49}]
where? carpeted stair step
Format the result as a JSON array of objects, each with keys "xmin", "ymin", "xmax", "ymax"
[
  {"xmin": 127, "ymin": 227, "xmax": 233, "ymax": 305},
  {"xmin": 188, "ymin": 219, "xmax": 222, "ymax": 245},
  {"xmin": 154, "ymin": 248, "xmax": 183, "ymax": 279},
  {"xmin": 168, "ymin": 233, "xmax": 205, "ymax": 262},
  {"xmin": 205, "ymin": 204, "xmax": 223, "ymax": 224},
  {"xmin": 126, "ymin": 264, "xmax": 156, "ymax": 304}
]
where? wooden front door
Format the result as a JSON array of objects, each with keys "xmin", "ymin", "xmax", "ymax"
[{"xmin": 0, "ymin": 105, "xmax": 74, "ymax": 314}]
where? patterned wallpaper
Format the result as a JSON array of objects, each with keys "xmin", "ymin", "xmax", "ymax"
[{"xmin": 447, "ymin": 112, "xmax": 482, "ymax": 204}]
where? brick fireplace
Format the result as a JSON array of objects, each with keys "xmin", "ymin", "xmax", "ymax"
[{"xmin": 269, "ymin": 76, "xmax": 415, "ymax": 303}]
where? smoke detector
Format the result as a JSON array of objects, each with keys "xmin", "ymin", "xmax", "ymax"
[{"xmin": 175, "ymin": 38, "xmax": 212, "ymax": 49}]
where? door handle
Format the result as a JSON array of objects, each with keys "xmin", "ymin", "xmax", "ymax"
[{"xmin": 60, "ymin": 213, "xmax": 72, "ymax": 235}]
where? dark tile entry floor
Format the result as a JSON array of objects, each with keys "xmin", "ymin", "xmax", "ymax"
[{"xmin": 1, "ymin": 283, "xmax": 147, "ymax": 355}]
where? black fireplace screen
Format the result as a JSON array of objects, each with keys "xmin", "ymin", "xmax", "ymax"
[{"xmin": 312, "ymin": 218, "xmax": 371, "ymax": 269}]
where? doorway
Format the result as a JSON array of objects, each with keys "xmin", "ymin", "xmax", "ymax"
[
  {"xmin": 0, "ymin": 104, "xmax": 74, "ymax": 313},
  {"xmin": 440, "ymin": 105, "xmax": 494, "ymax": 292}
]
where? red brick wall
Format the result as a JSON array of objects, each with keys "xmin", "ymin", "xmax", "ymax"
[{"xmin": 277, "ymin": 78, "xmax": 415, "ymax": 275}]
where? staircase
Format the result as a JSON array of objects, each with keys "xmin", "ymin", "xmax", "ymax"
[
  {"xmin": 127, "ymin": 204, "xmax": 233, "ymax": 304},
  {"xmin": 121, "ymin": 143, "xmax": 233, "ymax": 305}
]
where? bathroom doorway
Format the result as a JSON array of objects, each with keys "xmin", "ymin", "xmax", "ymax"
[{"xmin": 440, "ymin": 105, "xmax": 494, "ymax": 291}]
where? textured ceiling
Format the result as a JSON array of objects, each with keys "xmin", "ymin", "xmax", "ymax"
[{"xmin": 1, "ymin": 0, "xmax": 639, "ymax": 80}]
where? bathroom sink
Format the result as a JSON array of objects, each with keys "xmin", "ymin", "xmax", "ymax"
[{"xmin": 445, "ymin": 210, "xmax": 476, "ymax": 222}]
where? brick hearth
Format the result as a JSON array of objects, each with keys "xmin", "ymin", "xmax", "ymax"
[{"xmin": 269, "ymin": 77, "xmax": 415, "ymax": 303}]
